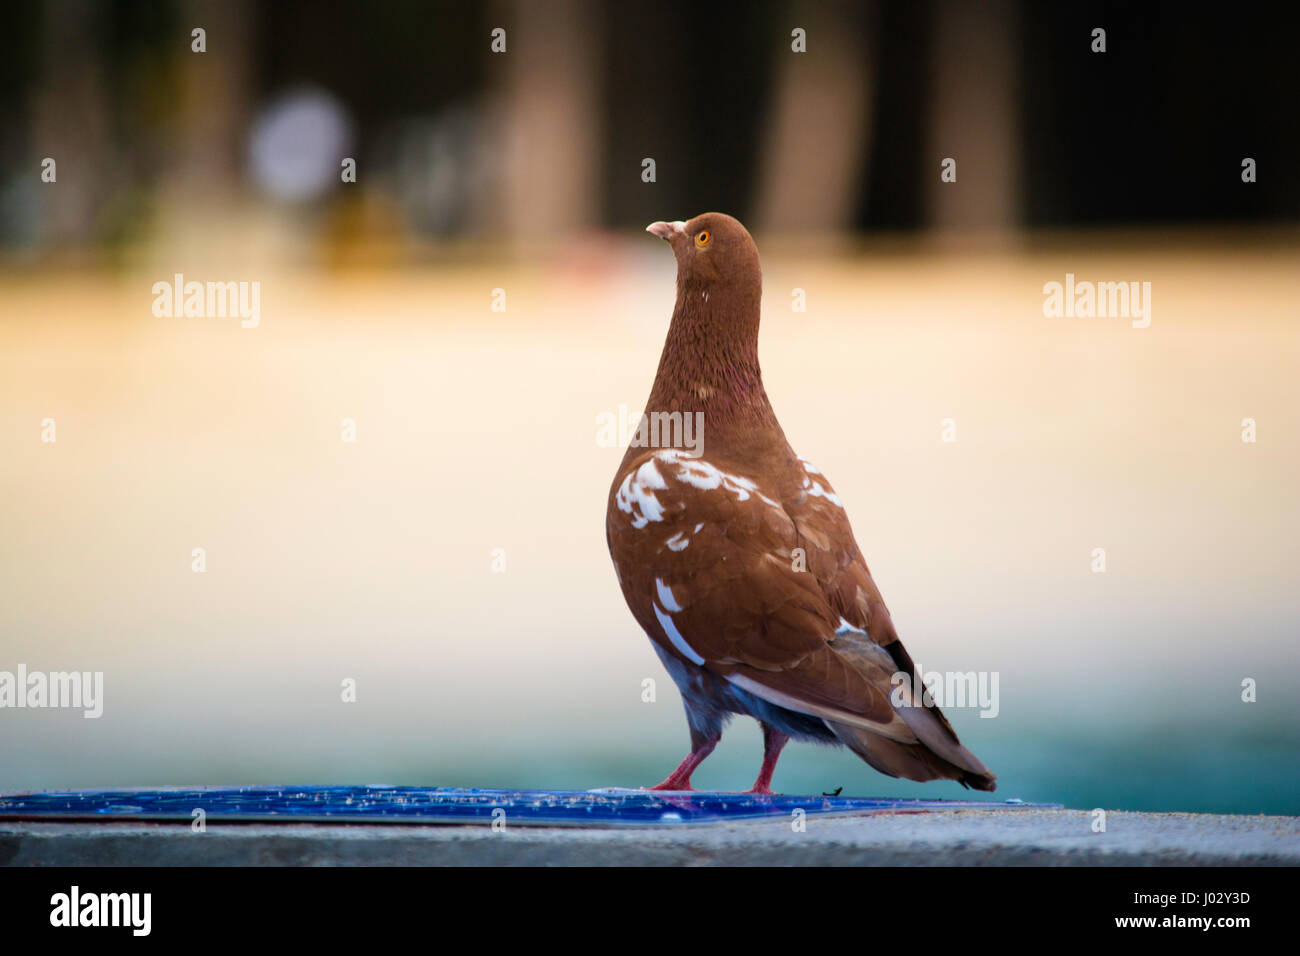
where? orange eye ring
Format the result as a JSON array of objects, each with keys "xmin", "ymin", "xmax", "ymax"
[{"xmin": 695, "ymin": 230, "xmax": 711, "ymax": 248}]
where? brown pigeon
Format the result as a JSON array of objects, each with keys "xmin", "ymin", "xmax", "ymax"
[{"xmin": 606, "ymin": 212, "xmax": 997, "ymax": 794}]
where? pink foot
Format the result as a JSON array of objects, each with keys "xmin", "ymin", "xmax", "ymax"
[
  {"xmin": 645, "ymin": 733, "xmax": 719, "ymax": 792},
  {"xmin": 747, "ymin": 725, "xmax": 790, "ymax": 795}
]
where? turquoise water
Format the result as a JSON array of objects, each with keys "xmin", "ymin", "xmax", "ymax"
[
  {"xmin": 409, "ymin": 729, "xmax": 1300, "ymax": 817},
  {"xmin": 5, "ymin": 709, "xmax": 1294, "ymax": 817}
]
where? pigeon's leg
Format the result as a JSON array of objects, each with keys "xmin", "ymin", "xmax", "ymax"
[
  {"xmin": 647, "ymin": 730, "xmax": 720, "ymax": 791},
  {"xmin": 745, "ymin": 723, "xmax": 790, "ymax": 795}
]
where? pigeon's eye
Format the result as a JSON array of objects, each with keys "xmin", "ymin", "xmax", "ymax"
[{"xmin": 695, "ymin": 230, "xmax": 711, "ymax": 248}]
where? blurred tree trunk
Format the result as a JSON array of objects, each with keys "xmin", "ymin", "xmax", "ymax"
[
  {"xmin": 925, "ymin": 0, "xmax": 1020, "ymax": 233},
  {"xmin": 754, "ymin": 0, "xmax": 875, "ymax": 234},
  {"xmin": 146, "ymin": 0, "xmax": 258, "ymax": 269},
  {"xmin": 172, "ymin": 0, "xmax": 252, "ymax": 197},
  {"xmin": 490, "ymin": 0, "xmax": 601, "ymax": 242},
  {"xmin": 32, "ymin": 0, "xmax": 110, "ymax": 254}
]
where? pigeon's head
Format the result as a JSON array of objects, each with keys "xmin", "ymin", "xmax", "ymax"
[{"xmin": 646, "ymin": 212, "xmax": 760, "ymax": 290}]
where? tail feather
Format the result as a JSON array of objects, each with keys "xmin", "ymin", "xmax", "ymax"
[
  {"xmin": 824, "ymin": 628, "xmax": 998, "ymax": 791},
  {"xmin": 826, "ymin": 719, "xmax": 998, "ymax": 792}
]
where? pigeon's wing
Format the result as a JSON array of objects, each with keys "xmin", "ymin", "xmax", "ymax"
[{"xmin": 607, "ymin": 449, "xmax": 996, "ymax": 788}]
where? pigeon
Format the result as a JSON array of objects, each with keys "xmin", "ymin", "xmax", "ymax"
[{"xmin": 606, "ymin": 212, "xmax": 997, "ymax": 794}]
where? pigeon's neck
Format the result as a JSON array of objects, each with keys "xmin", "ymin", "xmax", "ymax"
[{"xmin": 643, "ymin": 277, "xmax": 785, "ymax": 457}]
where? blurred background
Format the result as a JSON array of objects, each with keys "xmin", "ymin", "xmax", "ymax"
[{"xmin": 1, "ymin": 0, "xmax": 1298, "ymax": 815}]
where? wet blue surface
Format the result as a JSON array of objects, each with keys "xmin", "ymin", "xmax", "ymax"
[{"xmin": 0, "ymin": 786, "xmax": 1059, "ymax": 827}]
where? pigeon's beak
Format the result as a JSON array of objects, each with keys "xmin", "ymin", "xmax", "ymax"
[{"xmin": 646, "ymin": 220, "xmax": 686, "ymax": 241}]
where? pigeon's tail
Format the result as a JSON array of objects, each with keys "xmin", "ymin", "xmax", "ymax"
[
  {"xmin": 822, "ymin": 627, "xmax": 998, "ymax": 791},
  {"xmin": 825, "ymin": 720, "xmax": 998, "ymax": 792}
]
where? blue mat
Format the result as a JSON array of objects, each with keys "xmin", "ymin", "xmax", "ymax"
[{"xmin": 0, "ymin": 786, "xmax": 1058, "ymax": 827}]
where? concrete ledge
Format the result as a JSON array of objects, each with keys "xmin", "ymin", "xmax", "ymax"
[{"xmin": 3, "ymin": 810, "xmax": 1298, "ymax": 866}]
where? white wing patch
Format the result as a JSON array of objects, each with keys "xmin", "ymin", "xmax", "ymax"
[
  {"xmin": 618, "ymin": 452, "xmax": 785, "ymax": 532},
  {"xmin": 664, "ymin": 532, "xmax": 690, "ymax": 551},
  {"xmin": 655, "ymin": 577, "xmax": 684, "ymax": 612},
  {"xmin": 615, "ymin": 458, "xmax": 669, "ymax": 529},
  {"xmin": 798, "ymin": 456, "xmax": 843, "ymax": 507},
  {"xmin": 652, "ymin": 577, "xmax": 703, "ymax": 665},
  {"xmin": 806, "ymin": 480, "xmax": 843, "ymax": 508},
  {"xmin": 654, "ymin": 449, "xmax": 781, "ymax": 508}
]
